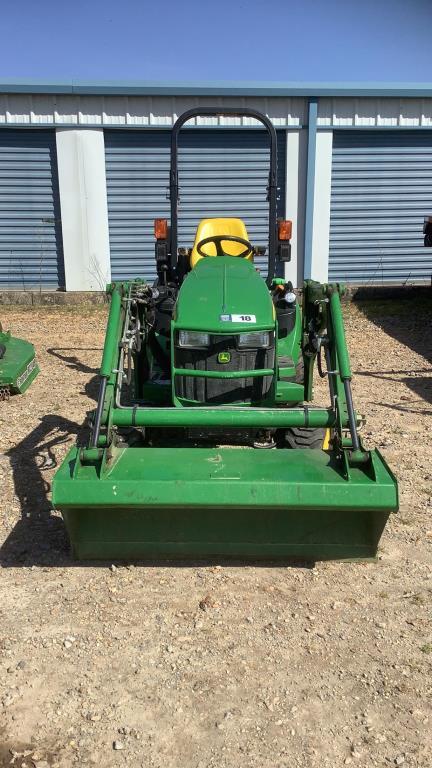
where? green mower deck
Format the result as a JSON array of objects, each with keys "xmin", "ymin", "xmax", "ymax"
[
  {"xmin": 53, "ymin": 445, "xmax": 397, "ymax": 561},
  {"xmin": 0, "ymin": 329, "xmax": 39, "ymax": 396}
]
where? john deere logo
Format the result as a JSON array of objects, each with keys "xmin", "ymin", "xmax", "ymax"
[{"xmin": 218, "ymin": 351, "xmax": 231, "ymax": 364}]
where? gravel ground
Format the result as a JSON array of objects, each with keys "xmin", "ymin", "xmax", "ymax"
[{"xmin": 0, "ymin": 298, "xmax": 431, "ymax": 768}]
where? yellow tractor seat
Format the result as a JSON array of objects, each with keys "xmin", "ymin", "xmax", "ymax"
[{"xmin": 190, "ymin": 218, "xmax": 253, "ymax": 269}]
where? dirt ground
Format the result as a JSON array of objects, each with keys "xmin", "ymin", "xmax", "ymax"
[{"xmin": 0, "ymin": 297, "xmax": 431, "ymax": 768}]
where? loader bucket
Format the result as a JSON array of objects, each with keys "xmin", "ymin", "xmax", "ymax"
[{"xmin": 52, "ymin": 445, "xmax": 397, "ymax": 562}]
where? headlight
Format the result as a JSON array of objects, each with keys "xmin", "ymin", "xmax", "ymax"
[
  {"xmin": 178, "ymin": 330, "xmax": 210, "ymax": 348},
  {"xmin": 237, "ymin": 331, "xmax": 270, "ymax": 349}
]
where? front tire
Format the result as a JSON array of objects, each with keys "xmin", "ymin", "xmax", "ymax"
[{"xmin": 285, "ymin": 426, "xmax": 327, "ymax": 450}]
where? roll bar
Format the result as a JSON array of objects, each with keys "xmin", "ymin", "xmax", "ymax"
[{"xmin": 169, "ymin": 107, "xmax": 279, "ymax": 284}]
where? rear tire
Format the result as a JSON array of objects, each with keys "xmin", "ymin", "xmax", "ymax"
[{"xmin": 285, "ymin": 426, "xmax": 326, "ymax": 450}]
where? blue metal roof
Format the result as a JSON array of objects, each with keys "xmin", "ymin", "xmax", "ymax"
[{"xmin": 0, "ymin": 80, "xmax": 432, "ymax": 97}]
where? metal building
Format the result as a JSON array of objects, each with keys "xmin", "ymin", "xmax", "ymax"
[{"xmin": 0, "ymin": 81, "xmax": 431, "ymax": 291}]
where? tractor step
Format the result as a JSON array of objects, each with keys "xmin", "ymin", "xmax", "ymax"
[{"xmin": 52, "ymin": 446, "xmax": 397, "ymax": 562}]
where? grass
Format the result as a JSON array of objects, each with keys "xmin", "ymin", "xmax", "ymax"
[{"xmin": 420, "ymin": 643, "xmax": 432, "ymax": 654}]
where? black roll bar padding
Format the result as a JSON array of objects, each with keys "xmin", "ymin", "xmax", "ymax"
[{"xmin": 169, "ymin": 107, "xmax": 279, "ymax": 285}]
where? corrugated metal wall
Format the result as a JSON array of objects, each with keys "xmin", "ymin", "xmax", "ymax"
[
  {"xmin": 329, "ymin": 131, "xmax": 432, "ymax": 283},
  {"xmin": 2, "ymin": 92, "xmax": 432, "ymax": 130},
  {"xmin": 0, "ymin": 94, "xmax": 306, "ymax": 128},
  {"xmin": 105, "ymin": 129, "xmax": 286, "ymax": 282},
  {"xmin": 0, "ymin": 129, "xmax": 64, "ymax": 288}
]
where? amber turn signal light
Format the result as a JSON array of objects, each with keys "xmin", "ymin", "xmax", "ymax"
[
  {"xmin": 278, "ymin": 220, "xmax": 292, "ymax": 240},
  {"xmin": 154, "ymin": 218, "xmax": 168, "ymax": 239}
]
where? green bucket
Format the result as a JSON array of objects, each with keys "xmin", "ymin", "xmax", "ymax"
[{"xmin": 52, "ymin": 445, "xmax": 397, "ymax": 562}]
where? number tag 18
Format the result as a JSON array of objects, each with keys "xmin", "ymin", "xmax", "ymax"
[{"xmin": 230, "ymin": 314, "xmax": 256, "ymax": 323}]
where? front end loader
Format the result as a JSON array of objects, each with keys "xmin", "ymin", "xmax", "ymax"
[
  {"xmin": 0, "ymin": 321, "xmax": 39, "ymax": 399},
  {"xmin": 52, "ymin": 107, "xmax": 398, "ymax": 561}
]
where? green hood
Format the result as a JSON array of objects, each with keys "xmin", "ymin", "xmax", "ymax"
[{"xmin": 174, "ymin": 257, "xmax": 274, "ymax": 332}]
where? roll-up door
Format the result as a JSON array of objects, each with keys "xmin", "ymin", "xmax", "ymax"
[
  {"xmin": 329, "ymin": 131, "xmax": 432, "ymax": 283},
  {"xmin": 105, "ymin": 129, "xmax": 286, "ymax": 282},
  {"xmin": 0, "ymin": 129, "xmax": 64, "ymax": 289}
]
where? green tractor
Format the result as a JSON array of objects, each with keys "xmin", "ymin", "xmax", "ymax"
[
  {"xmin": 0, "ymin": 320, "xmax": 39, "ymax": 399},
  {"xmin": 52, "ymin": 107, "xmax": 398, "ymax": 561}
]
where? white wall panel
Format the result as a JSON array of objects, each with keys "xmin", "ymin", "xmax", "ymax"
[
  {"xmin": 310, "ymin": 131, "xmax": 333, "ymax": 283},
  {"xmin": 56, "ymin": 128, "xmax": 111, "ymax": 291},
  {"xmin": 284, "ymin": 130, "xmax": 307, "ymax": 286}
]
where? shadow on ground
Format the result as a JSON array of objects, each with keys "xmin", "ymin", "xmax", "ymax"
[
  {"xmin": 47, "ymin": 347, "xmax": 101, "ymax": 401},
  {"xmin": 1, "ymin": 329, "xmax": 324, "ymax": 568},
  {"xmin": 0, "ymin": 348, "xmax": 102, "ymax": 568},
  {"xmin": 0, "ymin": 412, "xmax": 313, "ymax": 571},
  {"xmin": 0, "ymin": 414, "xmax": 82, "ymax": 567},
  {"xmin": 353, "ymin": 292, "xmax": 432, "ymax": 410}
]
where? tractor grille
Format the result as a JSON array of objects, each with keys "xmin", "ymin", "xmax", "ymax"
[{"xmin": 175, "ymin": 333, "xmax": 275, "ymax": 404}]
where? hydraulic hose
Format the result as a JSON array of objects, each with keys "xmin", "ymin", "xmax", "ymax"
[
  {"xmin": 90, "ymin": 376, "xmax": 107, "ymax": 448},
  {"xmin": 328, "ymin": 288, "xmax": 361, "ymax": 453}
]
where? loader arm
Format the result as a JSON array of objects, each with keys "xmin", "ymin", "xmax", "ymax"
[{"xmin": 88, "ymin": 281, "xmax": 365, "ymax": 468}]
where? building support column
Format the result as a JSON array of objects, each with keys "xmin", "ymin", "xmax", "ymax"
[
  {"xmin": 303, "ymin": 100, "xmax": 318, "ymax": 281},
  {"xmin": 284, "ymin": 129, "xmax": 307, "ymax": 287},
  {"xmin": 303, "ymin": 98, "xmax": 333, "ymax": 284},
  {"xmin": 56, "ymin": 129, "xmax": 111, "ymax": 291},
  {"xmin": 310, "ymin": 130, "xmax": 333, "ymax": 283}
]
